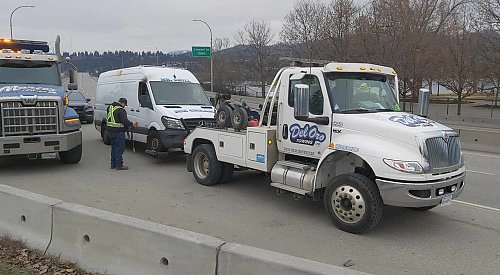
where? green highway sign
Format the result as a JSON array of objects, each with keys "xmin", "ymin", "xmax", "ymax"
[{"xmin": 192, "ymin": 46, "xmax": 211, "ymax": 57}]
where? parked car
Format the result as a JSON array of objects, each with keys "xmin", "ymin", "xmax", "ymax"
[{"xmin": 68, "ymin": 90, "xmax": 94, "ymax": 124}]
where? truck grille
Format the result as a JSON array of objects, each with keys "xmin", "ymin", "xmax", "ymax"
[
  {"xmin": 425, "ymin": 136, "xmax": 461, "ymax": 170},
  {"xmin": 183, "ymin": 118, "xmax": 216, "ymax": 131},
  {"xmin": 1, "ymin": 101, "xmax": 58, "ymax": 136}
]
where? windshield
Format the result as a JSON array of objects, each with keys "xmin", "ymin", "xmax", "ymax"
[
  {"xmin": 325, "ymin": 72, "xmax": 399, "ymax": 113},
  {"xmin": 68, "ymin": 91, "xmax": 86, "ymax": 102},
  {"xmin": 0, "ymin": 62, "xmax": 61, "ymax": 86},
  {"xmin": 150, "ymin": 81, "xmax": 211, "ymax": 106}
]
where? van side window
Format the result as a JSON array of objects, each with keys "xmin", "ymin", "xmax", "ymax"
[
  {"xmin": 288, "ymin": 75, "xmax": 324, "ymax": 115},
  {"xmin": 138, "ymin": 82, "xmax": 151, "ymax": 107}
]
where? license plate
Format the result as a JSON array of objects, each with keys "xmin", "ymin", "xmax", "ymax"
[
  {"xmin": 440, "ymin": 194, "xmax": 453, "ymax": 206},
  {"xmin": 41, "ymin": 153, "xmax": 57, "ymax": 159}
]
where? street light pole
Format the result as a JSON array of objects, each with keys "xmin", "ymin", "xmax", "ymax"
[
  {"xmin": 193, "ymin": 19, "xmax": 213, "ymax": 94},
  {"xmin": 10, "ymin": 5, "xmax": 35, "ymax": 39},
  {"xmin": 147, "ymin": 43, "xmax": 159, "ymax": 65}
]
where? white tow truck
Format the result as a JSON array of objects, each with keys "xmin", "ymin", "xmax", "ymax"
[{"xmin": 184, "ymin": 61, "xmax": 466, "ymax": 233}]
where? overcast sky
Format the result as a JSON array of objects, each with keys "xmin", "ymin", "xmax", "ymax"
[{"xmin": 0, "ymin": 0, "xmax": 306, "ymax": 53}]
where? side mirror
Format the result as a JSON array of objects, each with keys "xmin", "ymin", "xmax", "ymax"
[
  {"xmin": 418, "ymin": 88, "xmax": 430, "ymax": 117},
  {"xmin": 67, "ymin": 83, "xmax": 78, "ymax": 90},
  {"xmin": 86, "ymin": 98, "xmax": 91, "ymax": 102},
  {"xmin": 68, "ymin": 68, "xmax": 78, "ymax": 90},
  {"xmin": 294, "ymin": 84, "xmax": 310, "ymax": 118}
]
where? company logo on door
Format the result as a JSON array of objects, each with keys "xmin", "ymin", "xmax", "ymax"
[{"xmin": 289, "ymin": 123, "xmax": 326, "ymax": 146}]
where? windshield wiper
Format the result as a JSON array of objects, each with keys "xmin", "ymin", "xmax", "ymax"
[
  {"xmin": 375, "ymin": 108, "xmax": 395, "ymax": 112},
  {"xmin": 340, "ymin": 109, "xmax": 372, "ymax": 114}
]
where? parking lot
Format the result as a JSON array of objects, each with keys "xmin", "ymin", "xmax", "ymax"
[{"xmin": 0, "ymin": 120, "xmax": 499, "ymax": 275}]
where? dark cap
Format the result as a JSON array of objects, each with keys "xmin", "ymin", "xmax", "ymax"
[{"xmin": 118, "ymin": 98, "xmax": 128, "ymax": 105}]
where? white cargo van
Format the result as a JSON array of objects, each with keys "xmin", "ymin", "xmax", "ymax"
[{"xmin": 95, "ymin": 66, "xmax": 215, "ymax": 155}]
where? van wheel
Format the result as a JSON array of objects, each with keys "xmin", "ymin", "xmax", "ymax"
[
  {"xmin": 59, "ymin": 144, "xmax": 82, "ymax": 164},
  {"xmin": 101, "ymin": 124, "xmax": 111, "ymax": 145},
  {"xmin": 147, "ymin": 130, "xmax": 164, "ymax": 152},
  {"xmin": 324, "ymin": 173, "xmax": 383, "ymax": 234},
  {"xmin": 191, "ymin": 144, "xmax": 222, "ymax": 186},
  {"xmin": 219, "ymin": 162, "xmax": 234, "ymax": 184}
]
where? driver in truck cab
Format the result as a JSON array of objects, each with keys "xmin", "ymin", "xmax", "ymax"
[{"xmin": 107, "ymin": 98, "xmax": 138, "ymax": 170}]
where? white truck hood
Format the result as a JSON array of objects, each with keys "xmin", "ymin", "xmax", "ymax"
[
  {"xmin": 337, "ymin": 112, "xmax": 453, "ymax": 146},
  {"xmin": 158, "ymin": 105, "xmax": 215, "ymax": 119}
]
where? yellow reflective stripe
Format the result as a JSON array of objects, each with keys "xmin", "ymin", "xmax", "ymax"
[{"xmin": 107, "ymin": 105, "xmax": 124, "ymax": 128}]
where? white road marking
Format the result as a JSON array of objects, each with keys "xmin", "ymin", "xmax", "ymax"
[
  {"xmin": 463, "ymin": 151, "xmax": 500, "ymax": 159},
  {"xmin": 466, "ymin": 170, "xmax": 495, "ymax": 176},
  {"xmin": 454, "ymin": 200, "xmax": 500, "ymax": 213}
]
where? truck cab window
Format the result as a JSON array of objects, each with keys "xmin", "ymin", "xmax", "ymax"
[{"xmin": 288, "ymin": 75, "xmax": 324, "ymax": 115}]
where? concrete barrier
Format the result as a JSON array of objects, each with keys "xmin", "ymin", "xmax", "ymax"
[
  {"xmin": 0, "ymin": 184, "xmax": 61, "ymax": 252},
  {"xmin": 46, "ymin": 202, "xmax": 224, "ymax": 275},
  {"xmin": 458, "ymin": 128, "xmax": 500, "ymax": 154},
  {"xmin": 1, "ymin": 184, "xmax": 368, "ymax": 274},
  {"xmin": 431, "ymin": 114, "xmax": 500, "ymax": 129},
  {"xmin": 217, "ymin": 243, "xmax": 367, "ymax": 275}
]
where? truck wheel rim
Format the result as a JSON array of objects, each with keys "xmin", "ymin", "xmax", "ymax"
[
  {"xmin": 194, "ymin": 152, "xmax": 209, "ymax": 179},
  {"xmin": 332, "ymin": 185, "xmax": 366, "ymax": 224}
]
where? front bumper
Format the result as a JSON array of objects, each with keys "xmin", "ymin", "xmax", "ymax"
[
  {"xmin": 76, "ymin": 110, "xmax": 94, "ymax": 121},
  {"xmin": 376, "ymin": 172, "xmax": 466, "ymax": 207},
  {"xmin": 158, "ymin": 129, "xmax": 189, "ymax": 149},
  {"xmin": 0, "ymin": 131, "xmax": 82, "ymax": 156}
]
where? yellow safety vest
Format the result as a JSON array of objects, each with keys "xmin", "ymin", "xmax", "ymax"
[{"xmin": 107, "ymin": 105, "xmax": 124, "ymax": 128}]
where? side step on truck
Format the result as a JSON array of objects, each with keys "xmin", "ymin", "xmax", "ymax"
[{"xmin": 184, "ymin": 61, "xmax": 466, "ymax": 234}]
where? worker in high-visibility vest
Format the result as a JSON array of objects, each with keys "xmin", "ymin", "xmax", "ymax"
[{"xmin": 106, "ymin": 98, "xmax": 137, "ymax": 170}]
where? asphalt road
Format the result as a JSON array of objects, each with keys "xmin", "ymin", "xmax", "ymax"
[{"xmin": 0, "ymin": 73, "xmax": 499, "ymax": 274}]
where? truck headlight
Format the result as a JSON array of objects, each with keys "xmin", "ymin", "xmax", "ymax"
[
  {"xmin": 383, "ymin": 159, "xmax": 424, "ymax": 173},
  {"xmin": 161, "ymin": 116, "xmax": 185, "ymax": 130}
]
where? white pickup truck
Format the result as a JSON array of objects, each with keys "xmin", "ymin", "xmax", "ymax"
[{"xmin": 184, "ymin": 62, "xmax": 466, "ymax": 233}]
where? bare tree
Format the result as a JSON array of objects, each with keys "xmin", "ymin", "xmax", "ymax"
[
  {"xmin": 437, "ymin": 6, "xmax": 482, "ymax": 115},
  {"xmin": 324, "ymin": 0, "xmax": 360, "ymax": 61},
  {"xmin": 349, "ymin": 0, "xmax": 466, "ymax": 111},
  {"xmin": 213, "ymin": 37, "xmax": 236, "ymax": 93},
  {"xmin": 236, "ymin": 19, "xmax": 274, "ymax": 97},
  {"xmin": 280, "ymin": 0, "xmax": 327, "ymax": 59}
]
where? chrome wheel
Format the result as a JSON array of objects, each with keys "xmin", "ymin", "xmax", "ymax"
[
  {"xmin": 332, "ymin": 185, "xmax": 366, "ymax": 224},
  {"xmin": 194, "ymin": 152, "xmax": 209, "ymax": 179}
]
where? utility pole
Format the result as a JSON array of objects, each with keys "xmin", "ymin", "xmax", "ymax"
[
  {"xmin": 10, "ymin": 5, "xmax": 35, "ymax": 39},
  {"xmin": 193, "ymin": 19, "xmax": 213, "ymax": 94}
]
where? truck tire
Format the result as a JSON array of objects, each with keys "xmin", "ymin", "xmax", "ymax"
[
  {"xmin": 101, "ymin": 123, "xmax": 111, "ymax": 145},
  {"xmin": 231, "ymin": 106, "xmax": 248, "ymax": 131},
  {"xmin": 216, "ymin": 104, "xmax": 232, "ymax": 128},
  {"xmin": 324, "ymin": 173, "xmax": 383, "ymax": 234},
  {"xmin": 59, "ymin": 144, "xmax": 82, "ymax": 164},
  {"xmin": 219, "ymin": 162, "xmax": 234, "ymax": 184},
  {"xmin": 408, "ymin": 205, "xmax": 438, "ymax": 211},
  {"xmin": 191, "ymin": 144, "xmax": 222, "ymax": 186},
  {"xmin": 147, "ymin": 130, "xmax": 165, "ymax": 152}
]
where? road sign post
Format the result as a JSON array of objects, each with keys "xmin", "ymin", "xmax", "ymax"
[{"xmin": 192, "ymin": 46, "xmax": 212, "ymax": 57}]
